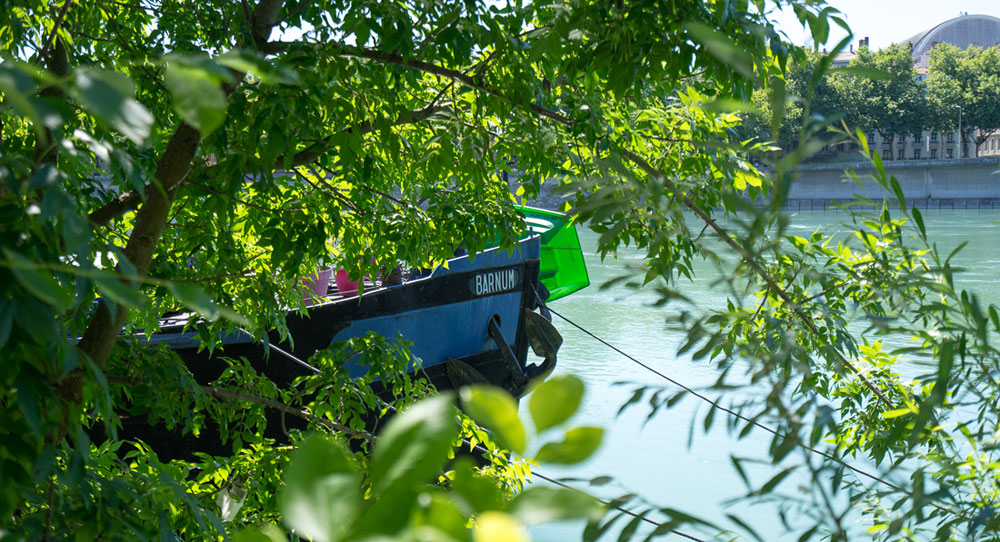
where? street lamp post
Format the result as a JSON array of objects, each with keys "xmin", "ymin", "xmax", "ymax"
[{"xmin": 956, "ymin": 105, "xmax": 963, "ymax": 158}]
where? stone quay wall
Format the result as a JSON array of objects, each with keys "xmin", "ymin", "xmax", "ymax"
[
  {"xmin": 783, "ymin": 156, "xmax": 1000, "ymax": 210},
  {"xmin": 520, "ymin": 156, "xmax": 1000, "ymax": 212}
]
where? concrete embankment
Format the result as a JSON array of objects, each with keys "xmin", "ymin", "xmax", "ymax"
[
  {"xmin": 782, "ymin": 156, "xmax": 1000, "ymax": 210},
  {"xmin": 520, "ymin": 156, "xmax": 1000, "ymax": 212}
]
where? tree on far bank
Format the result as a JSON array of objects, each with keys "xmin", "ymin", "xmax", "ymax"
[
  {"xmin": 737, "ymin": 49, "xmax": 843, "ymax": 158},
  {"xmin": 836, "ymin": 43, "xmax": 925, "ymax": 159},
  {"xmin": 927, "ymin": 42, "xmax": 1000, "ymax": 157}
]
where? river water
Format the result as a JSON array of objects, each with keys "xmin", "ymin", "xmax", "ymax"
[{"xmin": 523, "ymin": 209, "xmax": 1000, "ymax": 541}]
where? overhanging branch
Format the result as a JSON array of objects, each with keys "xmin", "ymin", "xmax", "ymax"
[
  {"xmin": 88, "ymin": 105, "xmax": 450, "ymax": 227},
  {"xmin": 619, "ymin": 147, "xmax": 892, "ymax": 406},
  {"xmin": 203, "ymin": 386, "xmax": 374, "ymax": 442}
]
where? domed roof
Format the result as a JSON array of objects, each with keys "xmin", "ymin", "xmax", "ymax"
[{"xmin": 902, "ymin": 14, "xmax": 1000, "ymax": 68}]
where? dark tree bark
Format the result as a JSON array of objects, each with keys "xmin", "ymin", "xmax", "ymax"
[
  {"xmin": 33, "ymin": 39, "xmax": 69, "ymax": 165},
  {"xmin": 70, "ymin": 0, "xmax": 289, "ymax": 395},
  {"xmin": 75, "ymin": 122, "xmax": 200, "ymax": 370}
]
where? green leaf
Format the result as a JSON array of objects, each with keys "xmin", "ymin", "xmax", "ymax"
[
  {"xmin": 71, "ymin": 67, "xmax": 152, "ymax": 144},
  {"xmin": 412, "ymin": 491, "xmax": 469, "ymax": 542},
  {"xmin": 589, "ymin": 475, "xmax": 613, "ymax": 486},
  {"xmin": 617, "ymin": 511, "xmax": 649, "ymax": 542},
  {"xmin": 348, "ymin": 485, "xmax": 419, "ymax": 539},
  {"xmin": 279, "ymin": 434, "xmax": 361, "ymax": 542},
  {"xmin": 94, "ymin": 274, "xmax": 147, "ymax": 309},
  {"xmin": 460, "ymin": 386, "xmax": 526, "ymax": 453},
  {"xmin": 756, "ymin": 466, "xmax": 796, "ymax": 495},
  {"xmin": 535, "ymin": 426, "xmax": 603, "ymax": 465},
  {"xmin": 217, "ymin": 50, "xmax": 298, "ymax": 84},
  {"xmin": 684, "ymin": 22, "xmax": 755, "ymax": 79},
  {"xmin": 4, "ymin": 249, "xmax": 73, "ymax": 310},
  {"xmin": 529, "ymin": 374, "xmax": 584, "ymax": 433},
  {"xmin": 450, "ymin": 458, "xmax": 502, "ymax": 513},
  {"xmin": 0, "ymin": 301, "xmax": 13, "ymax": 350},
  {"xmin": 16, "ymin": 371, "xmax": 43, "ymax": 434},
  {"xmin": 232, "ymin": 524, "xmax": 287, "ymax": 542},
  {"xmin": 0, "ymin": 62, "xmax": 42, "ymax": 131},
  {"xmin": 163, "ymin": 58, "xmax": 228, "ymax": 135},
  {"xmin": 167, "ymin": 283, "xmax": 220, "ymax": 321},
  {"xmin": 881, "ymin": 408, "xmax": 914, "ymax": 419},
  {"xmin": 369, "ymin": 393, "xmax": 458, "ymax": 493},
  {"xmin": 507, "ymin": 486, "xmax": 601, "ymax": 524},
  {"xmin": 889, "ymin": 176, "xmax": 906, "ymax": 207},
  {"xmin": 912, "ymin": 206, "xmax": 926, "ymax": 240},
  {"xmin": 936, "ymin": 341, "xmax": 955, "ymax": 393},
  {"xmin": 472, "ymin": 511, "xmax": 528, "ymax": 542}
]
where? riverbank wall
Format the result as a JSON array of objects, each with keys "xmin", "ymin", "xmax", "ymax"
[
  {"xmin": 520, "ymin": 156, "xmax": 1000, "ymax": 212},
  {"xmin": 781, "ymin": 156, "xmax": 1000, "ymax": 210}
]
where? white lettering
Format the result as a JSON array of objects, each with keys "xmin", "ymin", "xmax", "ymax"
[{"xmin": 471, "ymin": 269, "xmax": 519, "ymax": 296}]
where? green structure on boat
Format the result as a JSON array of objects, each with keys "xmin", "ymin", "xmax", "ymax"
[{"xmin": 517, "ymin": 206, "xmax": 590, "ymax": 302}]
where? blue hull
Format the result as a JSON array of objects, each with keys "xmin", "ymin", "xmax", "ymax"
[{"xmin": 158, "ymin": 236, "xmax": 554, "ymax": 395}]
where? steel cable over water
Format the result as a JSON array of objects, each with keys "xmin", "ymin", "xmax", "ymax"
[{"xmin": 542, "ymin": 305, "xmax": 906, "ymax": 491}]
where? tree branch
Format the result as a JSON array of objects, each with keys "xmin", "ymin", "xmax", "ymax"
[
  {"xmin": 37, "ymin": 0, "xmax": 74, "ymax": 66},
  {"xmin": 619, "ymin": 147, "xmax": 892, "ymax": 407},
  {"xmin": 89, "ymin": 105, "xmax": 449, "ymax": 227},
  {"xmin": 330, "ymin": 45, "xmax": 572, "ymax": 127},
  {"xmin": 279, "ymin": 104, "xmax": 449, "ymax": 169},
  {"xmin": 250, "ymin": 0, "xmax": 285, "ymax": 50},
  {"xmin": 202, "ymin": 386, "xmax": 374, "ymax": 442},
  {"xmin": 88, "ymin": 188, "xmax": 144, "ymax": 226},
  {"xmin": 74, "ymin": 122, "xmax": 200, "ymax": 380}
]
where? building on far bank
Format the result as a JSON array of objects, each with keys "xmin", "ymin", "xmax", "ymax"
[
  {"xmin": 905, "ymin": 13, "xmax": 1000, "ymax": 72},
  {"xmin": 814, "ymin": 13, "xmax": 1000, "ymax": 162}
]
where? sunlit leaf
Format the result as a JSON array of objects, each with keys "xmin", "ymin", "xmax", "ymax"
[
  {"xmin": 529, "ymin": 373, "xmax": 584, "ymax": 433},
  {"xmin": 461, "ymin": 386, "xmax": 526, "ymax": 453},
  {"xmin": 450, "ymin": 458, "xmax": 502, "ymax": 513},
  {"xmin": 71, "ymin": 67, "xmax": 152, "ymax": 144},
  {"xmin": 279, "ymin": 434, "xmax": 361, "ymax": 542},
  {"xmin": 370, "ymin": 393, "xmax": 458, "ymax": 492},
  {"xmin": 535, "ymin": 426, "xmax": 603, "ymax": 464},
  {"xmin": 167, "ymin": 283, "xmax": 221, "ymax": 321},
  {"xmin": 4, "ymin": 249, "xmax": 73, "ymax": 310},
  {"xmin": 473, "ymin": 512, "xmax": 527, "ymax": 542},
  {"xmin": 163, "ymin": 57, "xmax": 229, "ymax": 135}
]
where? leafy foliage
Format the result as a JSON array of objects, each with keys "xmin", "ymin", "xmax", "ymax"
[{"xmin": 7, "ymin": 1, "xmax": 1000, "ymax": 541}]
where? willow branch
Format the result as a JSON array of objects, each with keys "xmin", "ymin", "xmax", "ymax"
[{"xmin": 620, "ymin": 147, "xmax": 891, "ymax": 406}]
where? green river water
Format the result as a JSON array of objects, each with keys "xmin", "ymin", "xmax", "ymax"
[{"xmin": 524, "ymin": 209, "xmax": 1000, "ymax": 541}]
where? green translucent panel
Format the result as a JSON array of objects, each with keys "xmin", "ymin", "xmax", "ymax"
[{"xmin": 516, "ymin": 206, "xmax": 590, "ymax": 301}]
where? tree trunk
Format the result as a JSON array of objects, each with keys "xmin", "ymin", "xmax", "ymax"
[
  {"xmin": 73, "ymin": 123, "xmax": 200, "ymax": 377},
  {"xmin": 32, "ymin": 39, "xmax": 69, "ymax": 165}
]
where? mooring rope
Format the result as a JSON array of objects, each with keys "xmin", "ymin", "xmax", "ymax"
[{"xmin": 543, "ymin": 304, "xmax": 905, "ymax": 493}]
